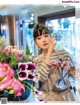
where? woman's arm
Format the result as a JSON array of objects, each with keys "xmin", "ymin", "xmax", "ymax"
[{"xmin": 33, "ymin": 56, "xmax": 51, "ymax": 82}]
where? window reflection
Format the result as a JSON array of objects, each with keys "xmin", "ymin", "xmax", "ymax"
[{"xmin": 46, "ymin": 17, "xmax": 80, "ymax": 64}]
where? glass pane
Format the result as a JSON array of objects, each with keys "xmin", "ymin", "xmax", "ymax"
[
  {"xmin": 46, "ymin": 17, "xmax": 75, "ymax": 52},
  {"xmin": 45, "ymin": 17, "xmax": 80, "ymax": 64}
]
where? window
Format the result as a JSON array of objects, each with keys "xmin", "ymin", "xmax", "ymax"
[{"xmin": 45, "ymin": 17, "xmax": 80, "ymax": 64}]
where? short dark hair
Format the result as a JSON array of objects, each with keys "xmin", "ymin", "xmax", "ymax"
[{"xmin": 33, "ymin": 24, "xmax": 50, "ymax": 40}]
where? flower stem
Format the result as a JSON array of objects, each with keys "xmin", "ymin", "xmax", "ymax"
[
  {"xmin": 23, "ymin": 81, "xmax": 35, "ymax": 96},
  {"xmin": 23, "ymin": 81, "xmax": 34, "ymax": 90},
  {"xmin": 25, "ymin": 85, "xmax": 34, "ymax": 95}
]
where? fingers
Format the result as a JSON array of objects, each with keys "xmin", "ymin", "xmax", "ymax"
[
  {"xmin": 53, "ymin": 40, "xmax": 57, "ymax": 47},
  {"xmin": 53, "ymin": 37, "xmax": 56, "ymax": 41},
  {"xmin": 48, "ymin": 37, "xmax": 57, "ymax": 53},
  {"xmin": 49, "ymin": 37, "xmax": 57, "ymax": 48},
  {"xmin": 49, "ymin": 37, "xmax": 55, "ymax": 43},
  {"xmin": 51, "ymin": 37, "xmax": 57, "ymax": 47}
]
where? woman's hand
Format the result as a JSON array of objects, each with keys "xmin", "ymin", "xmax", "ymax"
[
  {"xmin": 44, "ymin": 37, "xmax": 56, "ymax": 66},
  {"xmin": 47, "ymin": 37, "xmax": 56, "ymax": 54}
]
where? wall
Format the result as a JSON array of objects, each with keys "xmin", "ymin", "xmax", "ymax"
[{"xmin": 34, "ymin": 5, "xmax": 75, "ymax": 23}]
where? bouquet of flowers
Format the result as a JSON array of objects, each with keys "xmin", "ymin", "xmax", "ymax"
[{"xmin": 0, "ymin": 38, "xmax": 44, "ymax": 102}]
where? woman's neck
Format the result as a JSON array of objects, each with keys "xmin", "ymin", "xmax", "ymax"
[
  {"xmin": 42, "ymin": 49, "xmax": 55, "ymax": 54},
  {"xmin": 43, "ymin": 49, "xmax": 48, "ymax": 54}
]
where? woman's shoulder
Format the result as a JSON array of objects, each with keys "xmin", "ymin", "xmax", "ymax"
[
  {"xmin": 54, "ymin": 49, "xmax": 68, "ymax": 54},
  {"xmin": 32, "ymin": 53, "xmax": 44, "ymax": 63}
]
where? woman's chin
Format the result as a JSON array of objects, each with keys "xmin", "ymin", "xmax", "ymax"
[{"xmin": 42, "ymin": 47, "xmax": 48, "ymax": 50}]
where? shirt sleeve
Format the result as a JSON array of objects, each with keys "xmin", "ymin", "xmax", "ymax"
[
  {"xmin": 62, "ymin": 50, "xmax": 75, "ymax": 76},
  {"xmin": 33, "ymin": 57, "xmax": 51, "ymax": 82},
  {"xmin": 61, "ymin": 50, "xmax": 74, "ymax": 66}
]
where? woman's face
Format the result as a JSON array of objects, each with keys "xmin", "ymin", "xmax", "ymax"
[{"xmin": 35, "ymin": 34, "xmax": 52, "ymax": 50}]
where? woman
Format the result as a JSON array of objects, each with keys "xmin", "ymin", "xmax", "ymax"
[{"xmin": 33, "ymin": 24, "xmax": 76, "ymax": 102}]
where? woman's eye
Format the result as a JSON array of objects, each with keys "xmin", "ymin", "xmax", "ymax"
[
  {"xmin": 37, "ymin": 37, "xmax": 41, "ymax": 40},
  {"xmin": 45, "ymin": 35, "xmax": 48, "ymax": 37}
]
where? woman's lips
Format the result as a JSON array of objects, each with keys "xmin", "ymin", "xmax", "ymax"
[{"xmin": 43, "ymin": 43, "xmax": 48, "ymax": 46}]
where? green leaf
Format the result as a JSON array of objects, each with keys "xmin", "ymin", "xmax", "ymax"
[{"xmin": 26, "ymin": 44, "xmax": 30, "ymax": 55}]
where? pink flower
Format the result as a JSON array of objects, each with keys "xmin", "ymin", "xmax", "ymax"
[
  {"xmin": 11, "ymin": 78, "xmax": 25, "ymax": 96},
  {"xmin": 33, "ymin": 88, "xmax": 44, "ymax": 102},
  {"xmin": 5, "ymin": 46, "xmax": 13, "ymax": 51},
  {"xmin": 18, "ymin": 63, "xmax": 28, "ymax": 70},
  {"xmin": 33, "ymin": 74, "xmax": 40, "ymax": 82},
  {"xmin": 0, "ymin": 77, "xmax": 14, "ymax": 91},
  {"xmin": 27, "ymin": 62, "xmax": 36, "ymax": 70},
  {"xmin": 18, "ymin": 70, "xmax": 28, "ymax": 81},
  {"xmin": 61, "ymin": 61, "xmax": 70, "ymax": 70},
  {"xmin": 18, "ymin": 62, "xmax": 36, "ymax": 72},
  {"xmin": 0, "ymin": 70, "xmax": 25, "ymax": 96},
  {"xmin": 1, "ymin": 46, "xmax": 5, "ymax": 51},
  {"xmin": 0, "ymin": 63, "xmax": 14, "ymax": 79},
  {"xmin": 12, "ymin": 48, "xmax": 25, "ymax": 55},
  {"xmin": 18, "ymin": 50, "xmax": 25, "ymax": 55}
]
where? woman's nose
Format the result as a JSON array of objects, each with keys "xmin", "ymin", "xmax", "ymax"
[{"xmin": 42, "ymin": 37, "xmax": 46, "ymax": 42}]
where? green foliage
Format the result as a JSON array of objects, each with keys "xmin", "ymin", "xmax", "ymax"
[
  {"xmin": 0, "ymin": 37, "xmax": 33, "ymax": 67},
  {"xmin": 0, "ymin": 45, "xmax": 29, "ymax": 68},
  {"xmin": 0, "ymin": 47, "xmax": 18, "ymax": 67},
  {"xmin": 26, "ymin": 44, "xmax": 34, "ymax": 61},
  {"xmin": 26, "ymin": 44, "xmax": 30, "ymax": 55}
]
